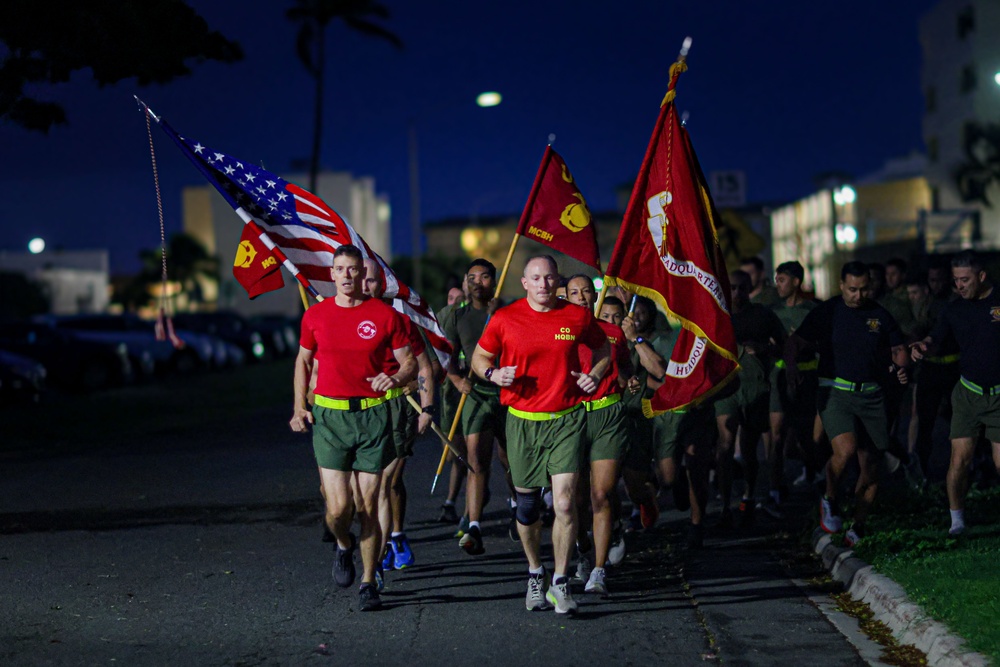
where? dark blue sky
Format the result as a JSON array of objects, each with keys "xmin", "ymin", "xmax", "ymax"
[{"xmin": 0, "ymin": 0, "xmax": 938, "ymax": 273}]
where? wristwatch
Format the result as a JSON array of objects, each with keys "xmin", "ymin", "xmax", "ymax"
[
  {"xmin": 635, "ymin": 336, "xmax": 647, "ymax": 346},
  {"xmin": 484, "ymin": 367, "xmax": 495, "ymax": 382},
  {"xmin": 422, "ymin": 406, "xmax": 434, "ymax": 415}
]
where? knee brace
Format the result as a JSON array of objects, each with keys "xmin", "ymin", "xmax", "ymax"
[{"xmin": 515, "ymin": 489, "xmax": 542, "ymax": 525}]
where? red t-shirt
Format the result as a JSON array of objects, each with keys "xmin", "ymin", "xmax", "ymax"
[
  {"xmin": 579, "ymin": 320, "xmax": 629, "ymax": 400},
  {"xmin": 300, "ymin": 297, "xmax": 410, "ymax": 398},
  {"xmin": 384, "ymin": 311, "xmax": 426, "ymax": 375},
  {"xmin": 478, "ymin": 299, "xmax": 608, "ymax": 412}
]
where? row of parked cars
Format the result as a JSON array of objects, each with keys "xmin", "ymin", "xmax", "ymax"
[{"xmin": 0, "ymin": 311, "xmax": 301, "ymax": 404}]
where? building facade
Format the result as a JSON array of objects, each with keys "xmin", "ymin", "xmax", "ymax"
[{"xmin": 0, "ymin": 250, "xmax": 110, "ymax": 315}]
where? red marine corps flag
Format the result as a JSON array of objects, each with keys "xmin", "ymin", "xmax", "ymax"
[
  {"xmin": 604, "ymin": 49, "xmax": 739, "ymax": 414},
  {"xmin": 233, "ymin": 225, "xmax": 285, "ymax": 299},
  {"xmin": 515, "ymin": 146, "xmax": 601, "ymax": 270}
]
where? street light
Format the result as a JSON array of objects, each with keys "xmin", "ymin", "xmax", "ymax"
[
  {"xmin": 28, "ymin": 237, "xmax": 45, "ymax": 254},
  {"xmin": 994, "ymin": 71, "xmax": 1000, "ymax": 86},
  {"xmin": 409, "ymin": 92, "xmax": 502, "ymax": 293}
]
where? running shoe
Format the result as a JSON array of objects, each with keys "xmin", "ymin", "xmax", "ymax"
[
  {"xmin": 526, "ymin": 571, "xmax": 550, "ymax": 611},
  {"xmin": 948, "ymin": 523, "xmax": 966, "ymax": 536},
  {"xmin": 626, "ymin": 512, "xmax": 643, "ymax": 533},
  {"xmin": 639, "ymin": 497, "xmax": 660, "ymax": 530},
  {"xmin": 381, "ymin": 541, "xmax": 395, "ymax": 571},
  {"xmin": 760, "ymin": 496, "xmax": 784, "ymax": 520},
  {"xmin": 333, "ymin": 533, "xmax": 357, "ymax": 588},
  {"xmin": 686, "ymin": 522, "xmax": 705, "ymax": 549},
  {"xmin": 608, "ymin": 521, "xmax": 627, "ymax": 566},
  {"xmin": 819, "ymin": 496, "xmax": 843, "ymax": 534},
  {"xmin": 438, "ymin": 503, "xmax": 459, "ymax": 524},
  {"xmin": 585, "ymin": 567, "xmax": 608, "ymax": 596},
  {"xmin": 359, "ymin": 583, "xmax": 382, "ymax": 611},
  {"xmin": 459, "ymin": 524, "xmax": 485, "ymax": 555},
  {"xmin": 738, "ymin": 499, "xmax": 756, "ymax": 527},
  {"xmin": 792, "ymin": 466, "xmax": 812, "ymax": 487},
  {"xmin": 454, "ymin": 514, "xmax": 470, "ymax": 538},
  {"xmin": 392, "ymin": 535, "xmax": 415, "ymax": 569},
  {"xmin": 574, "ymin": 548, "xmax": 593, "ymax": 583},
  {"xmin": 545, "ymin": 576, "xmax": 579, "ymax": 615},
  {"xmin": 844, "ymin": 524, "xmax": 865, "ymax": 548}
]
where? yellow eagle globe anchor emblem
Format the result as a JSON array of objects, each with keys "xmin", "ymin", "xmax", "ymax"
[
  {"xmin": 234, "ymin": 240, "xmax": 257, "ymax": 268},
  {"xmin": 556, "ymin": 162, "xmax": 591, "ymax": 232}
]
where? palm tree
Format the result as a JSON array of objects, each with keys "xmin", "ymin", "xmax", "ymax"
[{"xmin": 286, "ymin": 0, "xmax": 402, "ymax": 192}]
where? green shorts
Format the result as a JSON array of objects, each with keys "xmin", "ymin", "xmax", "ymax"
[
  {"xmin": 817, "ymin": 386, "xmax": 889, "ymax": 451},
  {"xmin": 653, "ymin": 405, "xmax": 716, "ymax": 461},
  {"xmin": 583, "ymin": 399, "xmax": 627, "ymax": 462},
  {"xmin": 440, "ymin": 382, "xmax": 462, "ymax": 438},
  {"xmin": 950, "ymin": 382, "xmax": 1000, "ymax": 442},
  {"xmin": 622, "ymin": 408, "xmax": 654, "ymax": 472},
  {"xmin": 715, "ymin": 353, "xmax": 769, "ymax": 432},
  {"xmin": 312, "ymin": 402, "xmax": 394, "ymax": 473},
  {"xmin": 389, "ymin": 396, "xmax": 418, "ymax": 459},
  {"xmin": 506, "ymin": 406, "xmax": 586, "ymax": 488},
  {"xmin": 770, "ymin": 365, "xmax": 819, "ymax": 416},
  {"xmin": 462, "ymin": 384, "xmax": 506, "ymax": 437}
]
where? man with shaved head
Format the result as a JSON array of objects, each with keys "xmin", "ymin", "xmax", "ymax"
[{"xmin": 473, "ymin": 256, "xmax": 610, "ymax": 614}]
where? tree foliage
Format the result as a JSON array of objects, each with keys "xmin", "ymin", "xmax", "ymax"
[
  {"xmin": 0, "ymin": 270, "xmax": 50, "ymax": 318},
  {"xmin": 0, "ymin": 0, "xmax": 242, "ymax": 132}
]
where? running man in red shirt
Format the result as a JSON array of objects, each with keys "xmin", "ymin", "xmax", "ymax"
[
  {"xmin": 472, "ymin": 256, "xmax": 610, "ymax": 614},
  {"xmin": 565, "ymin": 275, "xmax": 631, "ymax": 596},
  {"xmin": 290, "ymin": 245, "xmax": 417, "ymax": 611}
]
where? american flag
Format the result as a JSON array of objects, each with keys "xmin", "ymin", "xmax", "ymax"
[{"xmin": 156, "ymin": 117, "xmax": 452, "ymax": 367}]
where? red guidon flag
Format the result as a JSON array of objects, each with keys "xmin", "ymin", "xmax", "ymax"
[
  {"xmin": 604, "ymin": 57, "xmax": 739, "ymax": 414},
  {"xmin": 516, "ymin": 146, "xmax": 601, "ymax": 270},
  {"xmin": 233, "ymin": 225, "xmax": 285, "ymax": 299}
]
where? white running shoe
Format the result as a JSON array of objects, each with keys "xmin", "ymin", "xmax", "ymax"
[
  {"xmin": 585, "ymin": 567, "xmax": 608, "ymax": 596},
  {"xmin": 819, "ymin": 496, "xmax": 843, "ymax": 533},
  {"xmin": 525, "ymin": 573, "xmax": 550, "ymax": 611},
  {"xmin": 608, "ymin": 521, "xmax": 626, "ymax": 566},
  {"xmin": 545, "ymin": 578, "xmax": 578, "ymax": 615}
]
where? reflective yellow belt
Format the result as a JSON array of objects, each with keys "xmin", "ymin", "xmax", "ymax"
[
  {"xmin": 774, "ymin": 359, "xmax": 819, "ymax": 371},
  {"xmin": 385, "ymin": 387, "xmax": 405, "ymax": 400},
  {"xmin": 926, "ymin": 354, "xmax": 960, "ymax": 365},
  {"xmin": 583, "ymin": 393, "xmax": 621, "ymax": 412},
  {"xmin": 315, "ymin": 394, "xmax": 390, "ymax": 411},
  {"xmin": 508, "ymin": 403, "xmax": 582, "ymax": 421},
  {"xmin": 960, "ymin": 377, "xmax": 1000, "ymax": 396},
  {"xmin": 819, "ymin": 377, "xmax": 880, "ymax": 393}
]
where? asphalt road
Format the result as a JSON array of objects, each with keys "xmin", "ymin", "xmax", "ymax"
[{"xmin": 0, "ymin": 373, "xmax": 886, "ymax": 666}]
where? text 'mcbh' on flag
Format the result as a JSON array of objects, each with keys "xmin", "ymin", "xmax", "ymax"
[
  {"xmin": 154, "ymin": 117, "xmax": 452, "ymax": 367},
  {"xmin": 233, "ymin": 225, "xmax": 284, "ymax": 299},
  {"xmin": 516, "ymin": 146, "xmax": 601, "ymax": 271},
  {"xmin": 604, "ymin": 56, "xmax": 738, "ymax": 414}
]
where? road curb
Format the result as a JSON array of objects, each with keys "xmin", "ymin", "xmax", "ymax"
[{"xmin": 812, "ymin": 529, "xmax": 991, "ymax": 667}]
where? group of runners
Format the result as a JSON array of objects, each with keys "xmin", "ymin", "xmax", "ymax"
[{"xmin": 291, "ymin": 244, "xmax": 1000, "ymax": 613}]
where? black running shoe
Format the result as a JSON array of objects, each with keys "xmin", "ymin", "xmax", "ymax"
[
  {"xmin": 459, "ymin": 524, "xmax": 485, "ymax": 555},
  {"xmin": 359, "ymin": 583, "xmax": 382, "ymax": 611},
  {"xmin": 438, "ymin": 503, "xmax": 459, "ymax": 524},
  {"xmin": 333, "ymin": 533, "xmax": 357, "ymax": 588}
]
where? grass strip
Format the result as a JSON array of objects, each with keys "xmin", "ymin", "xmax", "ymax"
[{"xmin": 852, "ymin": 484, "xmax": 1000, "ymax": 662}]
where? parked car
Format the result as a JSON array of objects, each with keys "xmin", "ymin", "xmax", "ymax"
[
  {"xmin": 173, "ymin": 312, "xmax": 270, "ymax": 362},
  {"xmin": 0, "ymin": 348, "xmax": 46, "ymax": 404},
  {"xmin": 39, "ymin": 314, "xmax": 206, "ymax": 377},
  {"xmin": 248, "ymin": 314, "xmax": 300, "ymax": 357},
  {"xmin": 0, "ymin": 320, "xmax": 133, "ymax": 391}
]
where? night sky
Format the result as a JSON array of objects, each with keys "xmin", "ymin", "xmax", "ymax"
[{"xmin": 0, "ymin": 0, "xmax": 939, "ymax": 273}]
